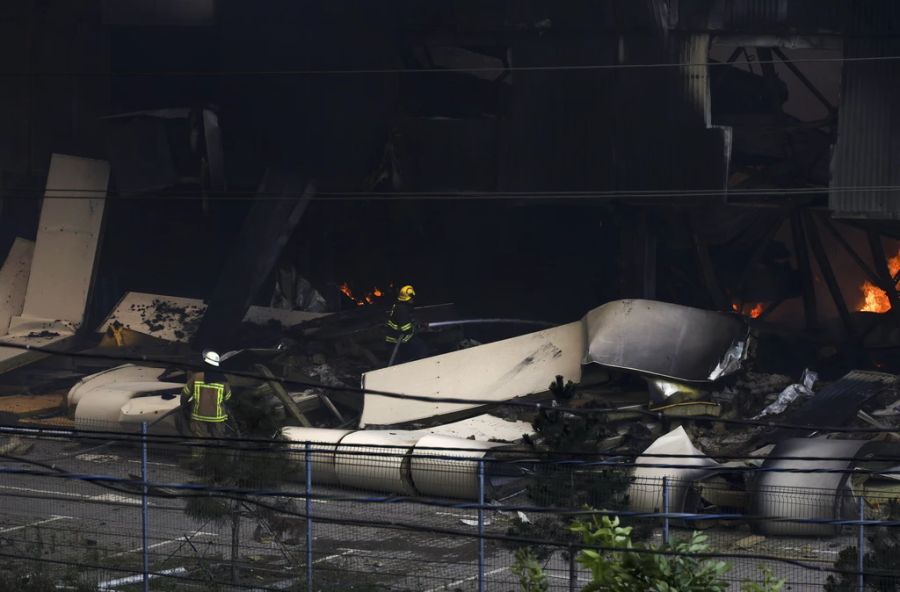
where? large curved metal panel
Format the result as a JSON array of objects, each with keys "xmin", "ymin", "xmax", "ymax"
[
  {"xmin": 68, "ymin": 364, "xmax": 168, "ymax": 408},
  {"xmin": 74, "ymin": 381, "xmax": 181, "ymax": 434},
  {"xmin": 749, "ymin": 438, "xmax": 887, "ymax": 536},
  {"xmin": 630, "ymin": 426, "xmax": 719, "ymax": 514},
  {"xmin": 279, "ymin": 427, "xmax": 354, "ymax": 486},
  {"xmin": 410, "ymin": 435, "xmax": 499, "ymax": 500},
  {"xmin": 584, "ymin": 300, "xmax": 748, "ymax": 382},
  {"xmin": 362, "ymin": 322, "xmax": 584, "ymax": 427},
  {"xmin": 335, "ymin": 431, "xmax": 418, "ymax": 495}
]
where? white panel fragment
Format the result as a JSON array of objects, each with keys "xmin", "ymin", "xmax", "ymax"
[
  {"xmin": 361, "ymin": 322, "xmax": 584, "ymax": 427},
  {"xmin": 0, "ymin": 238, "xmax": 34, "ymax": 336}
]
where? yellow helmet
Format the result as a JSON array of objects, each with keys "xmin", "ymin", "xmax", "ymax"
[{"xmin": 398, "ymin": 285, "xmax": 416, "ymax": 302}]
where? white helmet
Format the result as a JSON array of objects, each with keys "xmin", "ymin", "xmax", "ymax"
[{"xmin": 202, "ymin": 350, "xmax": 220, "ymax": 367}]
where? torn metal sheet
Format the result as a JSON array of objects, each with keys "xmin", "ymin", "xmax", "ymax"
[
  {"xmin": 97, "ymin": 292, "xmax": 206, "ymax": 343},
  {"xmin": 0, "ymin": 238, "xmax": 34, "ymax": 336},
  {"xmin": 334, "ymin": 430, "xmax": 419, "ymax": 495},
  {"xmin": 243, "ymin": 306, "xmax": 329, "ymax": 328},
  {"xmin": 768, "ymin": 370, "xmax": 897, "ymax": 440},
  {"xmin": 405, "ymin": 415, "xmax": 533, "ymax": 443},
  {"xmin": 361, "ymin": 321, "xmax": 584, "ymax": 427},
  {"xmin": 410, "ymin": 435, "xmax": 501, "ymax": 499},
  {"xmin": 279, "ymin": 427, "xmax": 353, "ymax": 486},
  {"xmin": 630, "ymin": 426, "xmax": 720, "ymax": 515},
  {"xmin": 583, "ymin": 299, "xmax": 749, "ymax": 382},
  {"xmin": 23, "ymin": 154, "xmax": 108, "ymax": 326},
  {"xmin": 749, "ymin": 438, "xmax": 890, "ymax": 537}
]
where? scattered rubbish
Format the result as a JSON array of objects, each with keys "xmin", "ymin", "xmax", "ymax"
[
  {"xmin": 460, "ymin": 518, "xmax": 492, "ymax": 527},
  {"xmin": 753, "ymin": 368, "xmax": 817, "ymax": 419},
  {"xmin": 733, "ymin": 535, "xmax": 766, "ymax": 550}
]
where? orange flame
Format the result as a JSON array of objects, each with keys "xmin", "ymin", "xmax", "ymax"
[
  {"xmin": 732, "ymin": 301, "xmax": 765, "ymax": 319},
  {"xmin": 339, "ymin": 282, "xmax": 386, "ymax": 307},
  {"xmin": 858, "ymin": 248, "xmax": 900, "ymax": 313}
]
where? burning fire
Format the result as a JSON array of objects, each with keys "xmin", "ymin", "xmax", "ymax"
[
  {"xmin": 732, "ymin": 302, "xmax": 765, "ymax": 319},
  {"xmin": 858, "ymin": 248, "xmax": 900, "ymax": 313},
  {"xmin": 339, "ymin": 282, "xmax": 384, "ymax": 307}
]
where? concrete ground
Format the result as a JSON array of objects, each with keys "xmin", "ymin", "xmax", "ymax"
[{"xmin": 0, "ymin": 437, "xmax": 855, "ymax": 591}]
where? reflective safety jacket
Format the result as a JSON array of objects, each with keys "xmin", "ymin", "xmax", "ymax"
[
  {"xmin": 181, "ymin": 371, "xmax": 232, "ymax": 422},
  {"xmin": 385, "ymin": 301, "xmax": 414, "ymax": 344}
]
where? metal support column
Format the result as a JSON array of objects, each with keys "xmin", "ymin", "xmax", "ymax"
[
  {"xmin": 858, "ymin": 496, "xmax": 865, "ymax": 592},
  {"xmin": 306, "ymin": 442, "xmax": 313, "ymax": 591},
  {"xmin": 568, "ymin": 547, "xmax": 577, "ymax": 592},
  {"xmin": 478, "ymin": 458, "xmax": 485, "ymax": 592},
  {"xmin": 140, "ymin": 422, "xmax": 150, "ymax": 592},
  {"xmin": 662, "ymin": 477, "xmax": 670, "ymax": 545}
]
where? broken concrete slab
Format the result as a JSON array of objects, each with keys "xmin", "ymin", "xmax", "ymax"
[
  {"xmin": 584, "ymin": 300, "xmax": 749, "ymax": 383},
  {"xmin": 360, "ymin": 321, "xmax": 584, "ymax": 427},
  {"xmin": 0, "ymin": 238, "xmax": 34, "ymax": 336}
]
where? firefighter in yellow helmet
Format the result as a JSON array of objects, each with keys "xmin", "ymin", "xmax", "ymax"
[
  {"xmin": 181, "ymin": 351, "xmax": 232, "ymax": 457},
  {"xmin": 385, "ymin": 285, "xmax": 428, "ymax": 365}
]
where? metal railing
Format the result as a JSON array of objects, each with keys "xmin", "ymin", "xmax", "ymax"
[{"xmin": 0, "ymin": 422, "xmax": 897, "ymax": 590}]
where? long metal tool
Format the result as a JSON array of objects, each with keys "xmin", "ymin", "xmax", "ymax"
[
  {"xmin": 306, "ymin": 441, "xmax": 313, "ymax": 591},
  {"xmin": 478, "ymin": 459, "xmax": 485, "ymax": 592},
  {"xmin": 141, "ymin": 421, "xmax": 150, "ymax": 592}
]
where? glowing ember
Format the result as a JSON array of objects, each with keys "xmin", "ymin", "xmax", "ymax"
[
  {"xmin": 339, "ymin": 282, "xmax": 386, "ymax": 307},
  {"xmin": 732, "ymin": 301, "xmax": 765, "ymax": 319},
  {"xmin": 857, "ymin": 247, "xmax": 900, "ymax": 313}
]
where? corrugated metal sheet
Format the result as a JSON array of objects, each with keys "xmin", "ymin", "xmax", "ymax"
[
  {"xmin": 830, "ymin": 37, "xmax": 900, "ymax": 219},
  {"xmin": 675, "ymin": 34, "xmax": 711, "ymax": 128}
]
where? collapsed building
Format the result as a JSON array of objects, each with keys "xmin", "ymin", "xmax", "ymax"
[{"xmin": 0, "ymin": 0, "xmax": 899, "ymax": 541}]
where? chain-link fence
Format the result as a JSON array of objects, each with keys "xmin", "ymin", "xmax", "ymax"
[{"xmin": 0, "ymin": 423, "xmax": 897, "ymax": 590}]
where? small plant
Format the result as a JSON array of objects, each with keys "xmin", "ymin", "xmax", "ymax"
[
  {"xmin": 511, "ymin": 548, "xmax": 550, "ymax": 592},
  {"xmin": 571, "ymin": 515, "xmax": 730, "ymax": 592},
  {"xmin": 741, "ymin": 566, "xmax": 785, "ymax": 592}
]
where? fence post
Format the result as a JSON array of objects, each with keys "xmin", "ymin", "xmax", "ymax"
[
  {"xmin": 662, "ymin": 477, "xmax": 670, "ymax": 545},
  {"xmin": 478, "ymin": 458, "xmax": 485, "ymax": 592},
  {"xmin": 306, "ymin": 441, "xmax": 313, "ymax": 591},
  {"xmin": 858, "ymin": 496, "xmax": 865, "ymax": 592},
  {"xmin": 140, "ymin": 421, "xmax": 149, "ymax": 592},
  {"xmin": 568, "ymin": 546, "xmax": 577, "ymax": 592}
]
